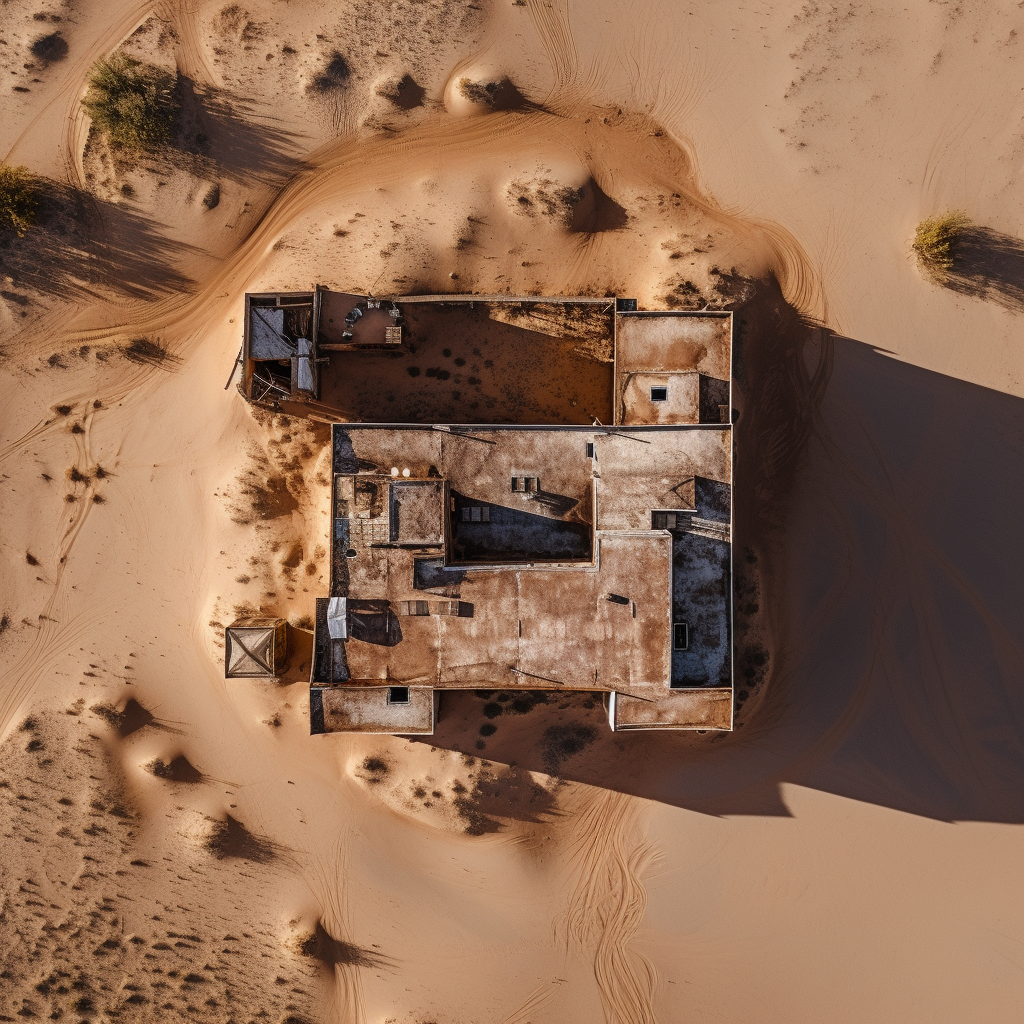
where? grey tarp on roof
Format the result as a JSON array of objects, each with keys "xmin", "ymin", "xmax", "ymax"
[
  {"xmin": 250, "ymin": 306, "xmax": 294, "ymax": 359},
  {"xmin": 226, "ymin": 625, "xmax": 276, "ymax": 676},
  {"xmin": 327, "ymin": 597, "xmax": 348, "ymax": 639},
  {"xmin": 296, "ymin": 337, "xmax": 314, "ymax": 392}
]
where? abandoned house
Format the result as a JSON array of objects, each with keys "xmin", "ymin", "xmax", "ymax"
[{"xmin": 234, "ymin": 291, "xmax": 734, "ymax": 733}]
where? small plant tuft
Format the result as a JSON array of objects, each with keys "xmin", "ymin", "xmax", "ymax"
[
  {"xmin": 82, "ymin": 54, "xmax": 177, "ymax": 151},
  {"xmin": 912, "ymin": 211, "xmax": 969, "ymax": 276},
  {"xmin": 0, "ymin": 165, "xmax": 38, "ymax": 236}
]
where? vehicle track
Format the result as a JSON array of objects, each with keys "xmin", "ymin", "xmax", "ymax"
[
  {"xmin": 158, "ymin": 0, "xmax": 220, "ymax": 88},
  {"xmin": 558, "ymin": 789, "xmax": 660, "ymax": 1024},
  {"xmin": 304, "ymin": 835, "xmax": 368, "ymax": 1024},
  {"xmin": 45, "ymin": 106, "xmax": 824, "ymax": 367},
  {"xmin": 2, "ymin": 2, "xmax": 153, "ymax": 184},
  {"xmin": 499, "ymin": 979, "xmax": 558, "ymax": 1023},
  {"xmin": 526, "ymin": 0, "xmax": 580, "ymax": 105}
]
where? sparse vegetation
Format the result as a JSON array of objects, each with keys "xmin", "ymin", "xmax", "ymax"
[
  {"xmin": 310, "ymin": 52, "xmax": 350, "ymax": 92},
  {"xmin": 82, "ymin": 54, "xmax": 177, "ymax": 151},
  {"xmin": 912, "ymin": 211, "xmax": 970, "ymax": 276},
  {"xmin": 0, "ymin": 165, "xmax": 38, "ymax": 237},
  {"xmin": 31, "ymin": 32, "xmax": 68, "ymax": 63},
  {"xmin": 122, "ymin": 336, "xmax": 178, "ymax": 367},
  {"xmin": 206, "ymin": 814, "xmax": 276, "ymax": 862}
]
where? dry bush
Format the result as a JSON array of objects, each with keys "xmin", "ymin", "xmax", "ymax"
[
  {"xmin": 0, "ymin": 165, "xmax": 38, "ymax": 236},
  {"xmin": 913, "ymin": 211, "xmax": 969, "ymax": 276},
  {"xmin": 82, "ymin": 54, "xmax": 177, "ymax": 151}
]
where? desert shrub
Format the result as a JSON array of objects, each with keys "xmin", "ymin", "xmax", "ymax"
[
  {"xmin": 912, "ymin": 211, "xmax": 969, "ymax": 275},
  {"xmin": 0, "ymin": 165, "xmax": 37, "ymax": 236},
  {"xmin": 310, "ymin": 51, "xmax": 350, "ymax": 91},
  {"xmin": 31, "ymin": 32, "xmax": 68, "ymax": 63},
  {"xmin": 82, "ymin": 54, "xmax": 177, "ymax": 151}
]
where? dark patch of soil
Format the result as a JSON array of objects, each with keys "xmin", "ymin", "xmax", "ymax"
[
  {"xmin": 147, "ymin": 754, "xmax": 204, "ymax": 783},
  {"xmin": 205, "ymin": 815, "xmax": 277, "ymax": 863},
  {"xmin": 300, "ymin": 922, "xmax": 393, "ymax": 969},
  {"xmin": 541, "ymin": 723, "xmax": 597, "ymax": 774},
  {"xmin": 30, "ymin": 32, "xmax": 68, "ymax": 63}
]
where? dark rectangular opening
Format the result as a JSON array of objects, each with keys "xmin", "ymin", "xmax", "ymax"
[
  {"xmin": 387, "ymin": 686, "xmax": 410, "ymax": 705},
  {"xmin": 673, "ymin": 622, "xmax": 689, "ymax": 651},
  {"xmin": 586, "ymin": 442, "xmax": 595, "ymax": 457},
  {"xmin": 449, "ymin": 490, "xmax": 592, "ymax": 564},
  {"xmin": 650, "ymin": 386, "xmax": 668, "ymax": 402}
]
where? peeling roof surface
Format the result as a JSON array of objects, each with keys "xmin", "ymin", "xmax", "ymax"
[{"xmin": 301, "ymin": 307, "xmax": 735, "ymax": 733}]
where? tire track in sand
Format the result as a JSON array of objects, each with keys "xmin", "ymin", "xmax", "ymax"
[
  {"xmin": 499, "ymin": 980, "xmax": 559, "ymax": 1023},
  {"xmin": 558, "ymin": 789, "xmax": 659, "ymax": 1024},
  {"xmin": 0, "ymin": 389, "xmax": 137, "ymax": 737},
  {"xmin": 304, "ymin": 834, "xmax": 368, "ymax": 1024},
  {"xmin": 2, "ymin": 2, "xmax": 153, "ymax": 184},
  {"xmin": 525, "ymin": 0, "xmax": 579, "ymax": 104}
]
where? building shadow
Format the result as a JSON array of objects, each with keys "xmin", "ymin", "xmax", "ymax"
[
  {"xmin": 945, "ymin": 225, "xmax": 1024, "ymax": 312},
  {"xmin": 414, "ymin": 335, "xmax": 1024, "ymax": 824}
]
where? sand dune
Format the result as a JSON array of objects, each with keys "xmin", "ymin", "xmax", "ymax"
[{"xmin": 2, "ymin": 0, "xmax": 1024, "ymax": 1020}]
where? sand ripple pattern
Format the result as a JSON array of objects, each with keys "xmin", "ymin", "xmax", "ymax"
[{"xmin": 559, "ymin": 790, "xmax": 659, "ymax": 1024}]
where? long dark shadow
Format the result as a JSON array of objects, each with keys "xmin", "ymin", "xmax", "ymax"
[
  {"xmin": 0, "ymin": 182, "xmax": 198, "ymax": 302},
  {"xmin": 414, "ymin": 329, "xmax": 1024, "ymax": 825},
  {"xmin": 944, "ymin": 226, "xmax": 1024, "ymax": 312}
]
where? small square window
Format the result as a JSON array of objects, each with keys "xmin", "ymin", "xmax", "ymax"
[
  {"xmin": 586, "ymin": 442, "xmax": 595, "ymax": 458},
  {"xmin": 673, "ymin": 622, "xmax": 689, "ymax": 651},
  {"xmin": 650, "ymin": 386, "xmax": 668, "ymax": 402},
  {"xmin": 387, "ymin": 686, "xmax": 410, "ymax": 704}
]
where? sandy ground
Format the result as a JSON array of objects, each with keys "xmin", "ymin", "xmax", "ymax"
[{"xmin": 2, "ymin": 0, "xmax": 1024, "ymax": 1021}]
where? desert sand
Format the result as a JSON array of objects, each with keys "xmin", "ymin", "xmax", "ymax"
[{"xmin": 2, "ymin": 0, "xmax": 1024, "ymax": 1021}]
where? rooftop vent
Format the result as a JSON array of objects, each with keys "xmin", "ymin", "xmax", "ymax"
[
  {"xmin": 673, "ymin": 622, "xmax": 689, "ymax": 651},
  {"xmin": 387, "ymin": 686, "xmax": 410, "ymax": 705},
  {"xmin": 650, "ymin": 386, "xmax": 668, "ymax": 402},
  {"xmin": 398, "ymin": 600, "xmax": 430, "ymax": 616}
]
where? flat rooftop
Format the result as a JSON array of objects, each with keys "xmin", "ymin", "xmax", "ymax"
[
  {"xmin": 312, "ymin": 421, "xmax": 733, "ymax": 731},
  {"xmin": 236, "ymin": 293, "xmax": 735, "ymax": 734}
]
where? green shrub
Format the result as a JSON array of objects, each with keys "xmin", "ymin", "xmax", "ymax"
[
  {"xmin": 0, "ymin": 165, "xmax": 37, "ymax": 235},
  {"xmin": 82, "ymin": 54, "xmax": 177, "ymax": 151},
  {"xmin": 912, "ymin": 211, "xmax": 969, "ymax": 274}
]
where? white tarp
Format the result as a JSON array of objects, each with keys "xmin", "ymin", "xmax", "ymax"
[
  {"xmin": 296, "ymin": 336, "xmax": 314, "ymax": 392},
  {"xmin": 327, "ymin": 597, "xmax": 348, "ymax": 639}
]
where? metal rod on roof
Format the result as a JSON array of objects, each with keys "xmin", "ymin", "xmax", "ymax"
[
  {"xmin": 434, "ymin": 426, "xmax": 497, "ymax": 445},
  {"xmin": 509, "ymin": 666, "xmax": 566, "ymax": 685},
  {"xmin": 587, "ymin": 414, "xmax": 652, "ymax": 444}
]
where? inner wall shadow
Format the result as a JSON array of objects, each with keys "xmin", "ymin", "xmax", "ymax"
[
  {"xmin": 416, "ymin": 337, "xmax": 1024, "ymax": 824},
  {"xmin": 945, "ymin": 226, "xmax": 1024, "ymax": 312}
]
